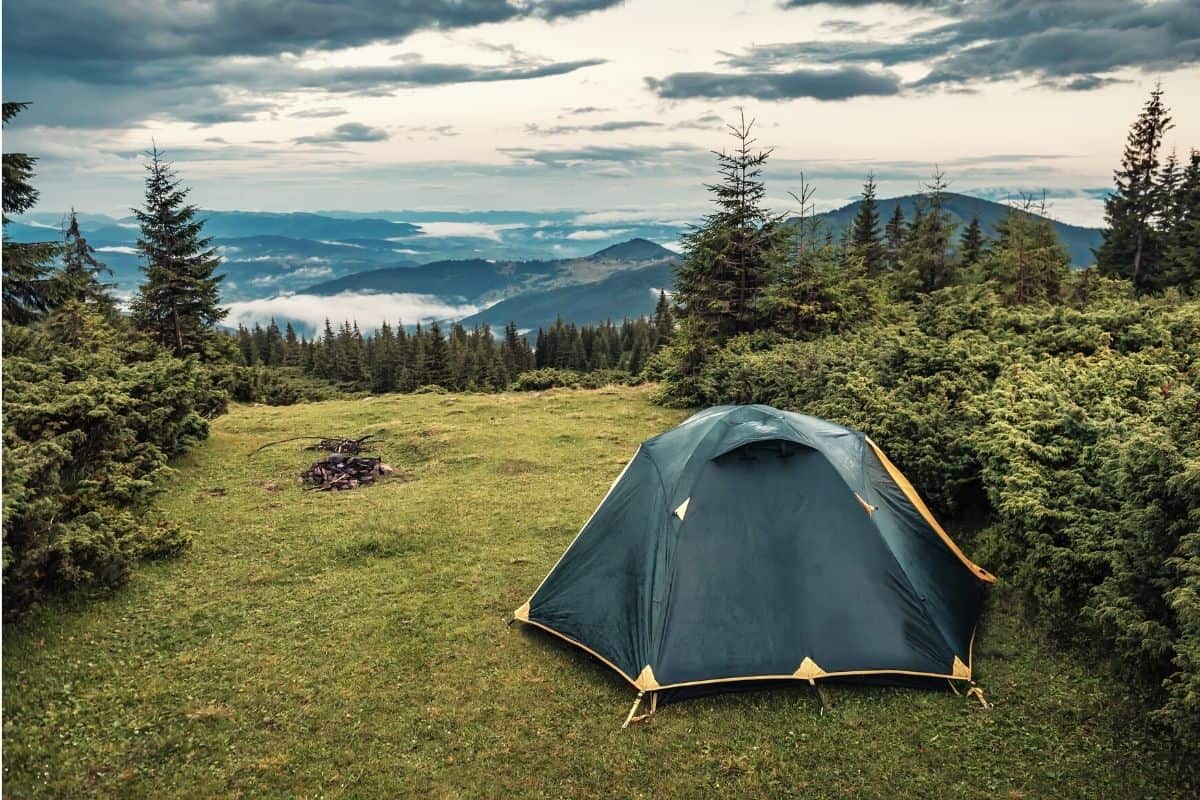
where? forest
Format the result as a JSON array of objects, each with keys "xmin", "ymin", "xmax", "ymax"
[{"xmin": 3, "ymin": 85, "xmax": 1199, "ymax": 754}]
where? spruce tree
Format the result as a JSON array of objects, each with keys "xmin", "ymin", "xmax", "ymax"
[
  {"xmin": 2, "ymin": 102, "xmax": 63, "ymax": 325},
  {"xmin": 883, "ymin": 203, "xmax": 905, "ymax": 272},
  {"xmin": 960, "ymin": 214, "xmax": 985, "ymax": 269},
  {"xmin": 425, "ymin": 321, "xmax": 449, "ymax": 387},
  {"xmin": 977, "ymin": 200, "xmax": 1070, "ymax": 305},
  {"xmin": 129, "ymin": 146, "xmax": 227, "ymax": 357},
  {"xmin": 850, "ymin": 173, "xmax": 885, "ymax": 276},
  {"xmin": 1096, "ymin": 85, "xmax": 1173, "ymax": 293},
  {"xmin": 895, "ymin": 171, "xmax": 958, "ymax": 298},
  {"xmin": 674, "ymin": 111, "xmax": 782, "ymax": 342},
  {"xmin": 652, "ymin": 289, "xmax": 675, "ymax": 346},
  {"xmin": 58, "ymin": 210, "xmax": 116, "ymax": 317},
  {"xmin": 1164, "ymin": 149, "xmax": 1200, "ymax": 291}
]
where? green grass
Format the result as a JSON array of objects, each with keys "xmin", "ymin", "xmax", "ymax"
[{"xmin": 3, "ymin": 387, "xmax": 1196, "ymax": 798}]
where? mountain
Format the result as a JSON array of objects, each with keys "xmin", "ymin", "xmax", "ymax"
[
  {"xmin": 458, "ymin": 261, "xmax": 675, "ymax": 333},
  {"xmin": 809, "ymin": 192, "xmax": 1101, "ymax": 267},
  {"xmin": 301, "ymin": 240, "xmax": 678, "ymax": 306},
  {"xmin": 588, "ymin": 238, "xmax": 676, "ymax": 261}
]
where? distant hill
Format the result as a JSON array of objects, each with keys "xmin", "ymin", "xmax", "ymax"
[
  {"xmin": 588, "ymin": 238, "xmax": 676, "ymax": 261},
  {"xmin": 459, "ymin": 261, "xmax": 676, "ymax": 333},
  {"xmin": 809, "ymin": 192, "xmax": 1101, "ymax": 267},
  {"xmin": 301, "ymin": 240, "xmax": 678, "ymax": 306}
]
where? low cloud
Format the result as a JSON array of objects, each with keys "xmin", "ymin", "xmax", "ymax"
[
  {"xmin": 566, "ymin": 228, "xmax": 631, "ymax": 240},
  {"xmin": 295, "ymin": 122, "xmax": 389, "ymax": 145},
  {"xmin": 225, "ymin": 291, "xmax": 482, "ymax": 337},
  {"xmin": 525, "ymin": 120, "xmax": 663, "ymax": 136},
  {"xmin": 646, "ymin": 67, "xmax": 903, "ymax": 101}
]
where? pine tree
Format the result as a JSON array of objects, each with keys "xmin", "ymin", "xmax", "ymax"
[
  {"xmin": 1096, "ymin": 85, "xmax": 1173, "ymax": 293},
  {"xmin": 959, "ymin": 214, "xmax": 985, "ymax": 269},
  {"xmin": 977, "ymin": 199, "xmax": 1070, "ymax": 305},
  {"xmin": 652, "ymin": 289, "xmax": 675, "ymax": 346},
  {"xmin": 2, "ymin": 102, "xmax": 62, "ymax": 325},
  {"xmin": 283, "ymin": 322, "xmax": 301, "ymax": 366},
  {"xmin": 425, "ymin": 321, "xmax": 449, "ymax": 387},
  {"xmin": 674, "ymin": 111, "xmax": 783, "ymax": 342},
  {"xmin": 57, "ymin": 210, "xmax": 116, "ymax": 316},
  {"xmin": 883, "ymin": 203, "xmax": 905, "ymax": 272},
  {"xmin": 129, "ymin": 146, "xmax": 227, "ymax": 358},
  {"xmin": 1164, "ymin": 149, "xmax": 1200, "ymax": 291},
  {"xmin": 895, "ymin": 171, "xmax": 958, "ymax": 298},
  {"xmin": 850, "ymin": 173, "xmax": 885, "ymax": 276}
]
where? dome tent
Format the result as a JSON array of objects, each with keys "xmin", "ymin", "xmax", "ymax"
[{"xmin": 513, "ymin": 404, "xmax": 995, "ymax": 719}]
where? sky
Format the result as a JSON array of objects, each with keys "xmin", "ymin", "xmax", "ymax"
[{"xmin": 4, "ymin": 0, "xmax": 1200, "ymax": 227}]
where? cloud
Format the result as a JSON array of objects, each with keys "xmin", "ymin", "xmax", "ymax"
[
  {"xmin": 96, "ymin": 245, "xmax": 139, "ymax": 255},
  {"xmin": 757, "ymin": 1, "xmax": 1200, "ymax": 92},
  {"xmin": 225, "ymin": 291, "xmax": 482, "ymax": 337},
  {"xmin": 559, "ymin": 105, "xmax": 614, "ymax": 116},
  {"xmin": 499, "ymin": 143, "xmax": 700, "ymax": 168},
  {"xmin": 2, "ymin": 0, "xmax": 618, "ymax": 128},
  {"xmin": 525, "ymin": 120, "xmax": 663, "ymax": 136},
  {"xmin": 289, "ymin": 108, "xmax": 349, "ymax": 119},
  {"xmin": 566, "ymin": 228, "xmax": 631, "ymax": 240},
  {"xmin": 646, "ymin": 66, "xmax": 903, "ymax": 101},
  {"xmin": 672, "ymin": 113, "xmax": 726, "ymax": 130},
  {"xmin": 295, "ymin": 122, "xmax": 390, "ymax": 145}
]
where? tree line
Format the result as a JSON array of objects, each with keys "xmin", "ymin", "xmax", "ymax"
[{"xmin": 232, "ymin": 291, "xmax": 676, "ymax": 396}]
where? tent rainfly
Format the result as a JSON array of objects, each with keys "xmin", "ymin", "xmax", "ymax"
[{"xmin": 513, "ymin": 404, "xmax": 996, "ymax": 724}]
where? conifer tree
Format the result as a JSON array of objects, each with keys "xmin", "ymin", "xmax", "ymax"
[
  {"xmin": 2, "ymin": 102, "xmax": 62, "ymax": 325},
  {"xmin": 129, "ymin": 146, "xmax": 227, "ymax": 357},
  {"xmin": 57, "ymin": 210, "xmax": 116, "ymax": 317},
  {"xmin": 674, "ymin": 111, "xmax": 782, "ymax": 342},
  {"xmin": 895, "ymin": 170, "xmax": 958, "ymax": 298},
  {"xmin": 977, "ymin": 199, "xmax": 1069, "ymax": 305},
  {"xmin": 1164, "ymin": 149, "xmax": 1200, "ymax": 291},
  {"xmin": 850, "ymin": 173, "xmax": 885, "ymax": 276},
  {"xmin": 1096, "ymin": 85, "xmax": 1173, "ymax": 293},
  {"xmin": 883, "ymin": 203, "xmax": 905, "ymax": 272},
  {"xmin": 959, "ymin": 214, "xmax": 985, "ymax": 269},
  {"xmin": 652, "ymin": 289, "xmax": 675, "ymax": 346},
  {"xmin": 425, "ymin": 321, "xmax": 449, "ymax": 386}
]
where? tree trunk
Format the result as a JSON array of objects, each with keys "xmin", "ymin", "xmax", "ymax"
[{"xmin": 170, "ymin": 301, "xmax": 184, "ymax": 356}]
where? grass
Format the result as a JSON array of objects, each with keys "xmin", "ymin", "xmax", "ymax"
[{"xmin": 3, "ymin": 386, "xmax": 1196, "ymax": 798}]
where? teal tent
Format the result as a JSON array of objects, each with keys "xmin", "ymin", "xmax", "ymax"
[{"xmin": 515, "ymin": 405, "xmax": 995, "ymax": 713}]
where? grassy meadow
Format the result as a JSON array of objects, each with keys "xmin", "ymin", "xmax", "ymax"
[{"xmin": 3, "ymin": 387, "xmax": 1196, "ymax": 798}]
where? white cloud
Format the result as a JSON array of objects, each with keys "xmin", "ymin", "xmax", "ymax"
[
  {"xmin": 248, "ymin": 266, "xmax": 334, "ymax": 286},
  {"xmin": 565, "ymin": 228, "xmax": 630, "ymax": 240},
  {"xmin": 96, "ymin": 245, "xmax": 139, "ymax": 254},
  {"xmin": 316, "ymin": 239, "xmax": 365, "ymax": 248},
  {"xmin": 225, "ymin": 291, "xmax": 481, "ymax": 336},
  {"xmin": 410, "ymin": 221, "xmax": 526, "ymax": 241}
]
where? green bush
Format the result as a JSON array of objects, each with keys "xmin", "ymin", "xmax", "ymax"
[
  {"xmin": 2, "ymin": 315, "xmax": 224, "ymax": 616},
  {"xmin": 510, "ymin": 368, "xmax": 581, "ymax": 391},
  {"xmin": 658, "ymin": 283, "xmax": 1200, "ymax": 746}
]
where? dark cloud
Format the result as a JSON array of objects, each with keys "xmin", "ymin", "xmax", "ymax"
[
  {"xmin": 758, "ymin": 0, "xmax": 1200, "ymax": 91},
  {"xmin": 499, "ymin": 143, "xmax": 699, "ymax": 168},
  {"xmin": 289, "ymin": 108, "xmax": 350, "ymax": 119},
  {"xmin": 646, "ymin": 67, "xmax": 903, "ymax": 101},
  {"xmin": 295, "ymin": 122, "xmax": 390, "ymax": 145},
  {"xmin": 525, "ymin": 120, "xmax": 663, "ymax": 135},
  {"xmin": 3, "ymin": 1, "xmax": 620, "ymax": 68},
  {"xmin": 2, "ymin": 0, "xmax": 617, "ymax": 128},
  {"xmin": 820, "ymin": 19, "xmax": 882, "ymax": 34}
]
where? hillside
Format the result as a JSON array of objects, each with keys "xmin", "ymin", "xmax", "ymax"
[
  {"xmin": 302, "ymin": 242, "xmax": 676, "ymax": 308},
  {"xmin": 809, "ymin": 192, "xmax": 1102, "ymax": 267},
  {"xmin": 459, "ymin": 260, "xmax": 675, "ymax": 332},
  {"xmin": 3, "ymin": 388, "xmax": 1192, "ymax": 797}
]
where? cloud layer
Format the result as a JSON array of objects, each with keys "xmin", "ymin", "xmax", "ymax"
[{"xmin": 225, "ymin": 291, "xmax": 482, "ymax": 337}]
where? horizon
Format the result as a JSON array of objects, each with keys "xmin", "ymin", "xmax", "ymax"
[{"xmin": 4, "ymin": 0, "xmax": 1200, "ymax": 228}]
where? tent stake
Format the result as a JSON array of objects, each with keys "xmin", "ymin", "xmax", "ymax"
[
  {"xmin": 621, "ymin": 691, "xmax": 645, "ymax": 729},
  {"xmin": 808, "ymin": 678, "xmax": 831, "ymax": 714}
]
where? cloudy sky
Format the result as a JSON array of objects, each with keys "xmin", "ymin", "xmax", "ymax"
[{"xmin": 4, "ymin": 0, "xmax": 1199, "ymax": 226}]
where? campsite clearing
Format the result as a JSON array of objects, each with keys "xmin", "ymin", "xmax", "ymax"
[{"xmin": 2, "ymin": 387, "xmax": 1195, "ymax": 798}]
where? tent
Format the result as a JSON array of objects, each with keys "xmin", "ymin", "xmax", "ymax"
[{"xmin": 514, "ymin": 404, "xmax": 995, "ymax": 718}]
